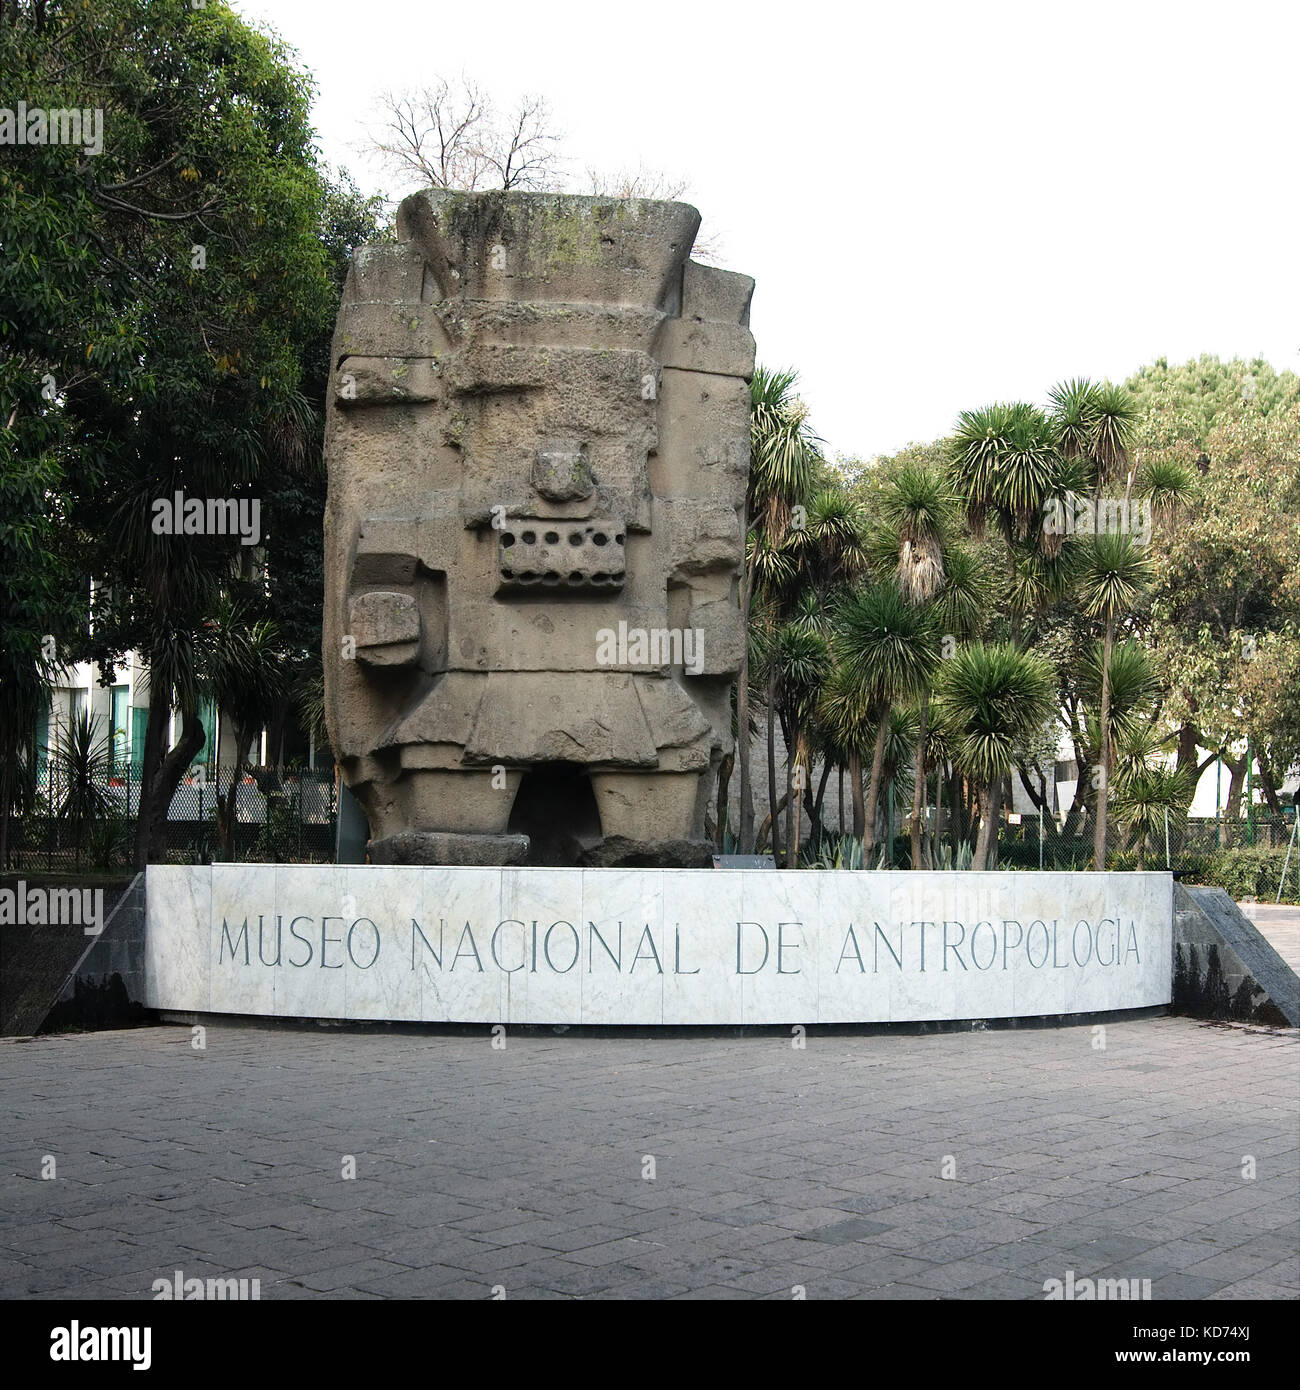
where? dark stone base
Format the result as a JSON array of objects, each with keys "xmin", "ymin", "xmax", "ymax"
[
  {"xmin": 1173, "ymin": 884, "xmax": 1299, "ymax": 1026},
  {"xmin": 369, "ymin": 831, "xmax": 530, "ymax": 866},
  {"xmin": 579, "ymin": 836, "xmax": 715, "ymax": 869}
]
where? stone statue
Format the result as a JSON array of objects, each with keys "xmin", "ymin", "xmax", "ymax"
[{"xmin": 323, "ymin": 191, "xmax": 754, "ymax": 866}]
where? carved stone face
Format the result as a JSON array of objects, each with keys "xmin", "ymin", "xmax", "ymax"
[{"xmin": 323, "ymin": 191, "xmax": 754, "ymax": 866}]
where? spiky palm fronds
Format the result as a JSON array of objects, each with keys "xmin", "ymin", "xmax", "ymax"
[
  {"xmin": 1111, "ymin": 766, "xmax": 1192, "ymax": 850},
  {"xmin": 1089, "ymin": 382, "xmax": 1136, "ymax": 483},
  {"xmin": 1047, "ymin": 378, "xmax": 1136, "ymax": 490},
  {"xmin": 1141, "ymin": 458, "xmax": 1196, "ymax": 524},
  {"xmin": 995, "ymin": 404, "xmax": 1058, "ymax": 541},
  {"xmin": 832, "ymin": 582, "xmax": 941, "ymax": 708},
  {"xmin": 949, "ymin": 402, "xmax": 1017, "ymax": 536},
  {"xmin": 802, "ymin": 487, "xmax": 869, "ymax": 588},
  {"xmin": 1048, "ymin": 378, "xmax": 1096, "ymax": 461},
  {"xmin": 201, "ymin": 597, "xmax": 286, "ymax": 748},
  {"xmin": 880, "ymin": 462, "xmax": 953, "ymax": 603},
  {"xmin": 936, "ymin": 641, "xmax": 1057, "ymax": 788},
  {"xmin": 1080, "ymin": 639, "xmax": 1160, "ymax": 752},
  {"xmin": 1078, "ymin": 532, "xmax": 1155, "ymax": 622},
  {"xmin": 51, "ymin": 711, "xmax": 118, "ymax": 829},
  {"xmin": 1111, "ymin": 719, "xmax": 1170, "ymax": 790},
  {"xmin": 931, "ymin": 544, "xmax": 990, "ymax": 642},
  {"xmin": 774, "ymin": 623, "xmax": 833, "ymax": 729},
  {"xmin": 816, "ymin": 662, "xmax": 875, "ymax": 758},
  {"xmin": 749, "ymin": 366, "xmax": 821, "ymax": 537}
]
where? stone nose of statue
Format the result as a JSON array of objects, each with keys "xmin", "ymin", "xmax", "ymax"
[{"xmin": 533, "ymin": 442, "xmax": 595, "ymax": 503}]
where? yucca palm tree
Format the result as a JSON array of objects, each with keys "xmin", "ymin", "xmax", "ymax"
[
  {"xmin": 950, "ymin": 402, "xmax": 1061, "ymax": 545},
  {"xmin": 950, "ymin": 402, "xmax": 1069, "ymax": 647},
  {"xmin": 739, "ymin": 366, "xmax": 822, "ymax": 853},
  {"xmin": 1080, "ymin": 638, "xmax": 1161, "ymax": 760},
  {"xmin": 772, "ymin": 622, "xmax": 833, "ymax": 866},
  {"xmin": 1141, "ymin": 458, "xmax": 1197, "ymax": 530},
  {"xmin": 1112, "ymin": 764, "xmax": 1192, "ymax": 870},
  {"xmin": 921, "ymin": 544, "xmax": 991, "ymax": 866},
  {"xmin": 877, "ymin": 463, "xmax": 958, "ymax": 869},
  {"xmin": 937, "ymin": 641, "xmax": 1056, "ymax": 869},
  {"xmin": 51, "ymin": 711, "xmax": 118, "ymax": 861},
  {"xmin": 759, "ymin": 488, "xmax": 865, "ymax": 861},
  {"xmin": 816, "ymin": 662, "xmax": 875, "ymax": 843},
  {"xmin": 880, "ymin": 462, "xmax": 953, "ymax": 603},
  {"xmin": 833, "ymin": 583, "xmax": 940, "ymax": 859},
  {"xmin": 1078, "ymin": 532, "xmax": 1156, "ymax": 868},
  {"xmin": 879, "ymin": 704, "xmax": 920, "ymax": 861}
]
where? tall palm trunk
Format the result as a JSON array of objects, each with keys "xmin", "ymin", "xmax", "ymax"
[
  {"xmin": 766, "ymin": 666, "xmax": 782, "ymax": 861},
  {"xmin": 737, "ymin": 512, "xmax": 755, "ymax": 853},
  {"xmin": 849, "ymin": 750, "xmax": 865, "ymax": 841},
  {"xmin": 908, "ymin": 692, "xmax": 929, "ymax": 869},
  {"xmin": 714, "ymin": 750, "xmax": 734, "ymax": 850},
  {"xmin": 838, "ymin": 764, "xmax": 845, "ymax": 833},
  {"xmin": 811, "ymin": 756, "xmax": 831, "ymax": 852},
  {"xmin": 1093, "ymin": 616, "xmax": 1115, "ymax": 870},
  {"xmin": 783, "ymin": 729, "xmax": 797, "ymax": 868},
  {"xmin": 974, "ymin": 781, "xmax": 998, "ymax": 869},
  {"xmin": 862, "ymin": 711, "xmax": 889, "ymax": 858},
  {"xmin": 934, "ymin": 762, "xmax": 945, "ymax": 863}
]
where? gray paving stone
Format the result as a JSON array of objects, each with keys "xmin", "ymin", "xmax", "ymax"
[{"xmin": 1, "ymin": 1016, "xmax": 1295, "ymax": 1301}]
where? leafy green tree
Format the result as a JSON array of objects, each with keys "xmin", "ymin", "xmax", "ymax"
[
  {"xmin": 2, "ymin": 0, "xmax": 379, "ymax": 866},
  {"xmin": 1136, "ymin": 371, "xmax": 1300, "ymax": 816}
]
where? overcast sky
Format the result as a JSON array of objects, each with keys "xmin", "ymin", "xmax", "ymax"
[{"xmin": 237, "ymin": 0, "xmax": 1300, "ymax": 462}]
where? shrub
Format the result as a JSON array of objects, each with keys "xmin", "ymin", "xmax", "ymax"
[{"xmin": 1178, "ymin": 846, "xmax": 1299, "ymax": 904}]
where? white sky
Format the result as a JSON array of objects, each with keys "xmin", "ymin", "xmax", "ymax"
[{"xmin": 238, "ymin": 0, "xmax": 1300, "ymax": 461}]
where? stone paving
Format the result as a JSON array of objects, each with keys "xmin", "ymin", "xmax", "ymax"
[
  {"xmin": 1245, "ymin": 903, "xmax": 1300, "ymax": 977},
  {"xmin": 1, "ymin": 1016, "xmax": 1296, "ymax": 1300}
]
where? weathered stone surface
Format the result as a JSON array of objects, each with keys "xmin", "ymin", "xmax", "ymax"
[
  {"xmin": 1173, "ymin": 884, "xmax": 1299, "ymax": 1025},
  {"xmin": 349, "ymin": 591, "xmax": 421, "ymax": 666},
  {"xmin": 368, "ymin": 831, "xmax": 529, "ymax": 866},
  {"xmin": 578, "ymin": 836, "xmax": 715, "ymax": 868},
  {"xmin": 323, "ymin": 191, "xmax": 753, "ymax": 865}
]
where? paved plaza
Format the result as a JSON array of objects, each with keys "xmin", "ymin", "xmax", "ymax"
[
  {"xmin": 1, "ymin": 1014, "xmax": 1296, "ymax": 1300},
  {"xmin": 1247, "ymin": 903, "xmax": 1300, "ymax": 977}
]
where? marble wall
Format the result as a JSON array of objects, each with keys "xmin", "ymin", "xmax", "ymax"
[{"xmin": 144, "ymin": 866, "xmax": 1172, "ymax": 1025}]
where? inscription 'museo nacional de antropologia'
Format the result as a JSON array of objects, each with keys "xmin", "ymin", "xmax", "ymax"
[
  {"xmin": 215, "ymin": 913, "xmax": 1143, "ymax": 978},
  {"xmin": 146, "ymin": 866, "xmax": 1172, "ymax": 1025}
]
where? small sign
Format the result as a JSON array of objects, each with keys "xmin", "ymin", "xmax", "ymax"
[{"xmin": 712, "ymin": 854, "xmax": 775, "ymax": 870}]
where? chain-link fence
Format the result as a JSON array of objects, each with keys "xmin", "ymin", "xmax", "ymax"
[
  {"xmin": 2, "ymin": 764, "xmax": 337, "ymax": 872},
  {"xmin": 994, "ymin": 809, "xmax": 1300, "ymax": 899}
]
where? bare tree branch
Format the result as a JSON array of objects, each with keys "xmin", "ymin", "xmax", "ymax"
[{"xmin": 365, "ymin": 77, "xmax": 560, "ymax": 193}]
